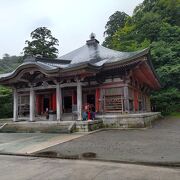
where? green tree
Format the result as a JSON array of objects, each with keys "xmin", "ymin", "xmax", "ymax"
[
  {"xmin": 150, "ymin": 23, "xmax": 180, "ymax": 88},
  {"xmin": 23, "ymin": 27, "xmax": 59, "ymax": 58},
  {"xmin": 0, "ymin": 86, "xmax": 12, "ymax": 119},
  {"xmin": 151, "ymin": 88, "xmax": 180, "ymax": 114},
  {"xmin": 0, "ymin": 55, "xmax": 23, "ymax": 118},
  {"xmin": 103, "ymin": 0, "xmax": 180, "ymax": 114},
  {"xmin": 136, "ymin": 12, "xmax": 162, "ymax": 42},
  {"xmin": 133, "ymin": 0, "xmax": 180, "ymax": 26},
  {"xmin": 2, "ymin": 53, "xmax": 10, "ymax": 60},
  {"xmin": 110, "ymin": 24, "xmax": 150, "ymax": 51},
  {"xmin": 104, "ymin": 11, "xmax": 129, "ymax": 36},
  {"xmin": 103, "ymin": 11, "xmax": 129, "ymax": 48}
]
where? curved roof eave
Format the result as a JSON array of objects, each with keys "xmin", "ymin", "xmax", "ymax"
[
  {"xmin": 146, "ymin": 53, "xmax": 161, "ymax": 88},
  {"xmin": 0, "ymin": 62, "xmax": 59, "ymax": 82},
  {"xmin": 60, "ymin": 62, "xmax": 102, "ymax": 73},
  {"xmin": 58, "ymin": 48, "xmax": 150, "ymax": 73},
  {"xmin": 104, "ymin": 48, "xmax": 149, "ymax": 67}
]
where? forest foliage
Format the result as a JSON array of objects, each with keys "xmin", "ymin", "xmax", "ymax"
[
  {"xmin": 0, "ymin": 55, "xmax": 22, "ymax": 118},
  {"xmin": 103, "ymin": 0, "xmax": 180, "ymax": 114}
]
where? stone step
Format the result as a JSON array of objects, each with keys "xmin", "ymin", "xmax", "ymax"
[
  {"xmin": 0, "ymin": 121, "xmax": 76, "ymax": 133},
  {"xmin": 62, "ymin": 113, "xmax": 77, "ymax": 121}
]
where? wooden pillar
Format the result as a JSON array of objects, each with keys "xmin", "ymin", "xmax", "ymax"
[
  {"xmin": 56, "ymin": 83, "xmax": 62, "ymax": 121},
  {"xmin": 95, "ymin": 88, "xmax": 100, "ymax": 112},
  {"xmin": 72, "ymin": 90, "xmax": 77, "ymax": 105},
  {"xmin": 40, "ymin": 95, "xmax": 43, "ymax": 114},
  {"xmin": 36, "ymin": 95, "xmax": 41, "ymax": 115},
  {"xmin": 142, "ymin": 94, "xmax": 146, "ymax": 112},
  {"xmin": 49, "ymin": 94, "xmax": 52, "ymax": 111},
  {"xmin": 146, "ymin": 95, "xmax": 151, "ymax": 112},
  {"xmin": 121, "ymin": 97, "xmax": 124, "ymax": 113},
  {"xmin": 52, "ymin": 92, "xmax": 56, "ymax": 112},
  {"xmin": 13, "ymin": 88, "xmax": 18, "ymax": 122},
  {"xmin": 123, "ymin": 86, "xmax": 130, "ymax": 113},
  {"xmin": 99, "ymin": 88, "xmax": 104, "ymax": 113},
  {"xmin": 134, "ymin": 90, "xmax": 139, "ymax": 112},
  {"xmin": 30, "ymin": 87, "xmax": 35, "ymax": 121},
  {"xmin": 77, "ymin": 81, "xmax": 82, "ymax": 120},
  {"xmin": 72, "ymin": 90, "xmax": 74, "ymax": 105}
]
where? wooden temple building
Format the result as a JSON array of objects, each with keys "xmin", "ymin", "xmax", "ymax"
[{"xmin": 0, "ymin": 34, "xmax": 161, "ymax": 122}]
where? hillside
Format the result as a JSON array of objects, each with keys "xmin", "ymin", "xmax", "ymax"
[
  {"xmin": 0, "ymin": 56, "xmax": 23, "ymax": 74},
  {"xmin": 0, "ymin": 55, "xmax": 23, "ymax": 118}
]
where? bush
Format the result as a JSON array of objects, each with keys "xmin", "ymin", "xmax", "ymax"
[
  {"xmin": 151, "ymin": 88, "xmax": 180, "ymax": 115},
  {"xmin": 0, "ymin": 89, "xmax": 13, "ymax": 118}
]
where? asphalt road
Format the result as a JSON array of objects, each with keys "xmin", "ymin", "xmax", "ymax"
[
  {"xmin": 0, "ymin": 155, "xmax": 179, "ymax": 180},
  {"xmin": 37, "ymin": 116, "xmax": 180, "ymax": 163}
]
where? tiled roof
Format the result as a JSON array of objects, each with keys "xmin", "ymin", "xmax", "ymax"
[
  {"xmin": 0, "ymin": 37, "xmax": 149, "ymax": 80},
  {"xmin": 59, "ymin": 44, "xmax": 148, "ymax": 65}
]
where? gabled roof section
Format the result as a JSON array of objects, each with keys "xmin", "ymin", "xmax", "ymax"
[
  {"xmin": 58, "ymin": 36, "xmax": 149, "ymax": 66},
  {"xmin": 0, "ymin": 61, "xmax": 58, "ymax": 82},
  {"xmin": 0, "ymin": 34, "xmax": 160, "ymax": 88},
  {"xmin": 24, "ymin": 56, "xmax": 70, "ymax": 69}
]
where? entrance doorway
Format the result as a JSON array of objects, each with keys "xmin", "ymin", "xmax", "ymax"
[
  {"xmin": 87, "ymin": 94, "xmax": 95, "ymax": 106},
  {"xmin": 43, "ymin": 97, "xmax": 50, "ymax": 112},
  {"xmin": 63, "ymin": 96, "xmax": 72, "ymax": 113}
]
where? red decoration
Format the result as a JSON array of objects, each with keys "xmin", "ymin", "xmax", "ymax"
[
  {"xmin": 36, "ymin": 95, "xmax": 39, "ymax": 113},
  {"xmin": 88, "ymin": 111, "xmax": 91, "ymax": 120},
  {"xmin": 95, "ymin": 88, "xmax": 100, "ymax": 112},
  {"xmin": 52, "ymin": 92, "xmax": 56, "ymax": 111},
  {"xmin": 36, "ymin": 95, "xmax": 44, "ymax": 115},
  {"xmin": 73, "ymin": 90, "xmax": 77, "ymax": 104},
  {"xmin": 41, "ymin": 95, "xmax": 44, "ymax": 113},
  {"xmin": 134, "ymin": 90, "xmax": 138, "ymax": 111}
]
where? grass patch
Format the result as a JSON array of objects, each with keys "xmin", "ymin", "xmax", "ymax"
[
  {"xmin": 169, "ymin": 112, "xmax": 180, "ymax": 118},
  {"xmin": 0, "ymin": 118, "xmax": 12, "ymax": 123}
]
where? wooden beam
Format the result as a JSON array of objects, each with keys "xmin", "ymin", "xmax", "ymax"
[
  {"xmin": 17, "ymin": 85, "xmax": 57, "ymax": 92},
  {"xmin": 141, "ymin": 62, "xmax": 160, "ymax": 89},
  {"xmin": 133, "ymin": 66, "xmax": 153, "ymax": 88},
  {"xmin": 60, "ymin": 82, "xmax": 86, "ymax": 88}
]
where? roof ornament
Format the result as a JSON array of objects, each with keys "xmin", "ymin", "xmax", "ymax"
[
  {"xmin": 90, "ymin": 32, "xmax": 96, "ymax": 40},
  {"xmin": 35, "ymin": 54, "xmax": 43, "ymax": 58},
  {"xmin": 42, "ymin": 81, "xmax": 49, "ymax": 87},
  {"xmin": 86, "ymin": 33, "xmax": 99, "ymax": 46}
]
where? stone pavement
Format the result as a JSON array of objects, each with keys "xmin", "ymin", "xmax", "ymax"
[
  {"xmin": 0, "ymin": 116, "xmax": 179, "ymax": 164},
  {"xmin": 0, "ymin": 133, "xmax": 84, "ymax": 154},
  {"xmin": 37, "ymin": 116, "xmax": 180, "ymax": 163},
  {"xmin": 0, "ymin": 155, "xmax": 179, "ymax": 180}
]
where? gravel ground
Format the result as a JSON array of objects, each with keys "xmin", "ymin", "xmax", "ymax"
[{"xmin": 37, "ymin": 116, "xmax": 180, "ymax": 163}]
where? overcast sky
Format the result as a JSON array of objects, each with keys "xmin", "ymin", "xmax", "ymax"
[{"xmin": 0, "ymin": 0, "xmax": 143, "ymax": 58}]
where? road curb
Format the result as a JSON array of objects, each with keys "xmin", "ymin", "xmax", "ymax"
[{"xmin": 0, "ymin": 152, "xmax": 179, "ymax": 168}]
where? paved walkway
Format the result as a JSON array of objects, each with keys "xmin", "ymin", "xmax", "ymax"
[
  {"xmin": 0, "ymin": 155, "xmax": 179, "ymax": 180},
  {"xmin": 37, "ymin": 116, "xmax": 180, "ymax": 163},
  {"xmin": 0, "ymin": 116, "xmax": 179, "ymax": 163},
  {"xmin": 0, "ymin": 133, "xmax": 84, "ymax": 154}
]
